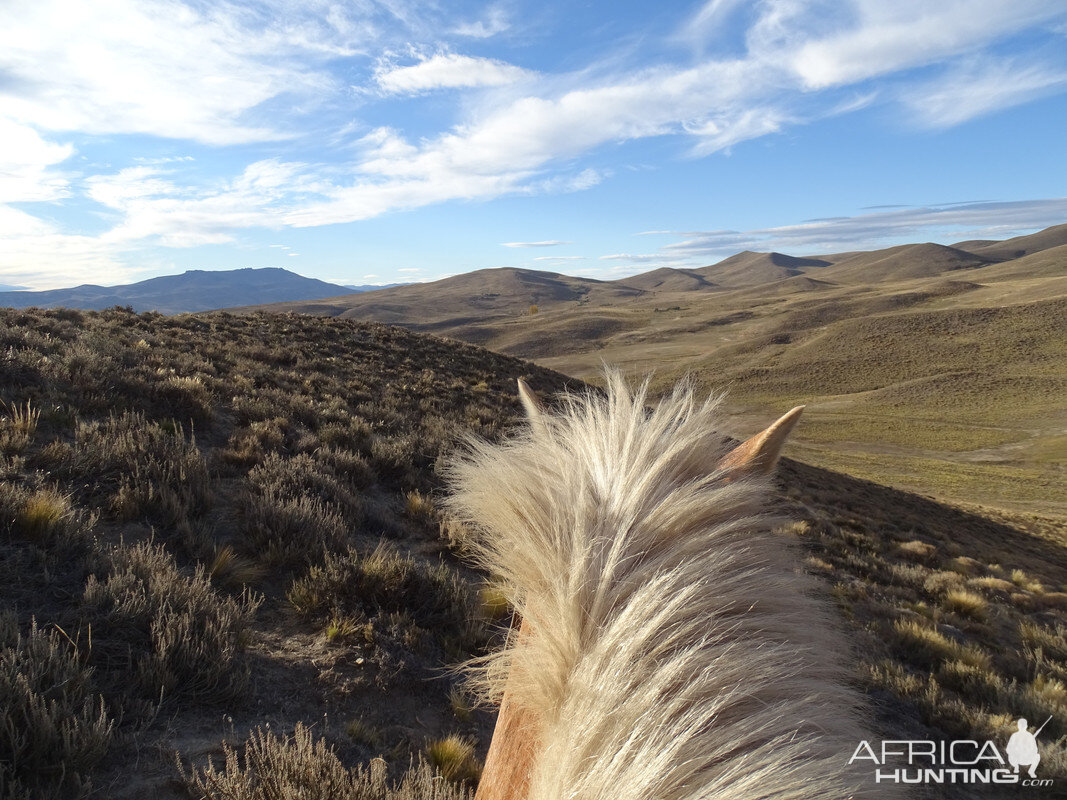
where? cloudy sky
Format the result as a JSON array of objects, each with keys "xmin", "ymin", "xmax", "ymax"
[{"xmin": 2, "ymin": 0, "xmax": 1066, "ymax": 290}]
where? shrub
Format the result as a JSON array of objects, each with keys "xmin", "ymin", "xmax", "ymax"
[
  {"xmin": 248, "ymin": 452, "xmax": 363, "ymax": 523},
  {"xmin": 36, "ymin": 412, "xmax": 210, "ymax": 525},
  {"xmin": 288, "ymin": 544, "xmax": 478, "ymax": 635},
  {"xmin": 237, "ymin": 488, "xmax": 348, "ymax": 566},
  {"xmin": 0, "ymin": 614, "xmax": 114, "ymax": 800},
  {"xmin": 80, "ymin": 542, "xmax": 260, "ymax": 707},
  {"xmin": 178, "ymin": 723, "xmax": 469, "ymax": 800}
]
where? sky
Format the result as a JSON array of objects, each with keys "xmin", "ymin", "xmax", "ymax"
[{"xmin": 1, "ymin": 1, "xmax": 1066, "ymax": 290}]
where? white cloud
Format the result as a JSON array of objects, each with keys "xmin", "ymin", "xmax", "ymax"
[
  {"xmin": 0, "ymin": 0, "xmax": 349, "ymax": 145},
  {"xmin": 788, "ymin": 0, "xmax": 1063, "ymax": 89},
  {"xmin": 451, "ymin": 4, "xmax": 511, "ymax": 39},
  {"xmin": 85, "ymin": 166, "xmax": 180, "ymax": 209},
  {"xmin": 685, "ymin": 107, "xmax": 788, "ymax": 156},
  {"xmin": 657, "ymin": 198, "xmax": 1067, "ymax": 258},
  {"xmin": 375, "ymin": 53, "xmax": 532, "ymax": 95},
  {"xmin": 502, "ymin": 240, "xmax": 572, "ymax": 248},
  {"xmin": 903, "ymin": 57, "xmax": 1067, "ymax": 128},
  {"xmin": 599, "ymin": 253, "xmax": 668, "ymax": 262},
  {"xmin": 0, "ymin": 119, "xmax": 74, "ymax": 203}
]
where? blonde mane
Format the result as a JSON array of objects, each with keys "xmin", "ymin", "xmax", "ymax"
[{"xmin": 446, "ymin": 372, "xmax": 885, "ymax": 800}]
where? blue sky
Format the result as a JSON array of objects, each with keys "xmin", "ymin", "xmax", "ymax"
[{"xmin": 2, "ymin": 0, "xmax": 1066, "ymax": 290}]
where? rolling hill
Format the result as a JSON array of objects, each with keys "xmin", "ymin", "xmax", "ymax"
[
  {"xmin": 240, "ymin": 225, "xmax": 1067, "ymax": 524},
  {"xmin": 0, "ymin": 267, "xmax": 357, "ymax": 314},
  {"xmin": 694, "ymin": 250, "xmax": 832, "ymax": 286},
  {"xmin": 960, "ymin": 222, "xmax": 1067, "ymax": 261},
  {"xmin": 815, "ymin": 242, "xmax": 992, "ymax": 283},
  {"xmin": 239, "ymin": 267, "xmax": 644, "ymax": 329},
  {"xmin": 1, "ymin": 307, "xmax": 1065, "ymax": 798}
]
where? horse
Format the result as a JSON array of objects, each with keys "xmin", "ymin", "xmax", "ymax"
[{"xmin": 445, "ymin": 372, "xmax": 888, "ymax": 800}]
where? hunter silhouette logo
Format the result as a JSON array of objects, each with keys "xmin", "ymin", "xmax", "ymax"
[
  {"xmin": 849, "ymin": 714, "xmax": 1056, "ymax": 788},
  {"xmin": 1007, "ymin": 716, "xmax": 1050, "ymax": 779}
]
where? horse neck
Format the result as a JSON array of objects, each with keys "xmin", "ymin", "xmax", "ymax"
[{"xmin": 475, "ymin": 617, "xmax": 538, "ymax": 800}]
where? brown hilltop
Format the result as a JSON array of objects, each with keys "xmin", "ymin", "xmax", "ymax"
[
  {"xmin": 962, "ymin": 222, "xmax": 1067, "ymax": 261},
  {"xmin": 616, "ymin": 267, "xmax": 717, "ymax": 292},
  {"xmin": 693, "ymin": 250, "xmax": 832, "ymax": 287},
  {"xmin": 238, "ymin": 267, "xmax": 643, "ymax": 327},
  {"xmin": 816, "ymin": 242, "xmax": 991, "ymax": 283}
]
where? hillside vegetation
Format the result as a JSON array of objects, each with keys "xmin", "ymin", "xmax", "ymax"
[
  {"xmin": 1, "ymin": 308, "xmax": 1065, "ymax": 799},
  {"xmin": 245, "ymin": 224, "xmax": 1067, "ymax": 523}
]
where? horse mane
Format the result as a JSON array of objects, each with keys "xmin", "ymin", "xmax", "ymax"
[{"xmin": 446, "ymin": 371, "xmax": 885, "ymax": 799}]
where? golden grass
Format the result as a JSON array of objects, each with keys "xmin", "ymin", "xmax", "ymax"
[
  {"xmin": 16, "ymin": 489, "xmax": 74, "ymax": 540},
  {"xmin": 425, "ymin": 735, "xmax": 481, "ymax": 784},
  {"xmin": 891, "ymin": 617, "xmax": 991, "ymax": 670},
  {"xmin": 942, "ymin": 589, "xmax": 989, "ymax": 621}
]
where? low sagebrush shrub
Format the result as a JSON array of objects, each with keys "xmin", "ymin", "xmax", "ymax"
[
  {"xmin": 248, "ymin": 453, "xmax": 363, "ymax": 523},
  {"xmin": 36, "ymin": 412, "xmax": 210, "ymax": 525},
  {"xmin": 80, "ymin": 541, "xmax": 260, "ymax": 707},
  {"xmin": 287, "ymin": 544, "xmax": 478, "ymax": 635},
  {"xmin": 237, "ymin": 487, "xmax": 348, "ymax": 566},
  {"xmin": 178, "ymin": 723, "xmax": 468, "ymax": 800},
  {"xmin": 0, "ymin": 614, "xmax": 114, "ymax": 800}
]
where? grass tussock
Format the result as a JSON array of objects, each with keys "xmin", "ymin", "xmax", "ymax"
[
  {"xmin": 0, "ymin": 401, "xmax": 39, "ymax": 456},
  {"xmin": 425, "ymin": 735, "xmax": 481, "ymax": 785}
]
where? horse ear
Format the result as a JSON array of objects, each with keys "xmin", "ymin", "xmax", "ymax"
[
  {"xmin": 516, "ymin": 379, "xmax": 544, "ymax": 426},
  {"xmin": 720, "ymin": 405, "xmax": 804, "ymax": 476}
]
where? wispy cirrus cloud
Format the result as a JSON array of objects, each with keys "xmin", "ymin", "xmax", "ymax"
[
  {"xmin": 375, "ymin": 52, "xmax": 533, "ymax": 95},
  {"xmin": 902, "ymin": 56, "xmax": 1067, "ymax": 128},
  {"xmin": 656, "ymin": 198, "xmax": 1067, "ymax": 260},
  {"xmin": 502, "ymin": 240, "xmax": 572, "ymax": 248},
  {"xmin": 451, "ymin": 3, "xmax": 511, "ymax": 39}
]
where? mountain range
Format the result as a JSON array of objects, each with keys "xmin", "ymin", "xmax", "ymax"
[
  {"xmin": 243, "ymin": 223, "xmax": 1067, "ymax": 333},
  {"xmin": 0, "ymin": 267, "xmax": 360, "ymax": 314}
]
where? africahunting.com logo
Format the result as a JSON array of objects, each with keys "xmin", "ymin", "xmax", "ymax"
[{"xmin": 850, "ymin": 716, "xmax": 1056, "ymax": 788}]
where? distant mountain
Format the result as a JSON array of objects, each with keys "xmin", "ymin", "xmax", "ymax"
[
  {"xmin": 0, "ymin": 268, "xmax": 356, "ymax": 314},
  {"xmin": 238, "ymin": 224, "xmax": 1066, "ymax": 334},
  {"xmin": 0, "ymin": 284, "xmax": 28, "ymax": 292},
  {"xmin": 343, "ymin": 283, "xmax": 407, "ymax": 291},
  {"xmin": 236, "ymin": 267, "xmax": 643, "ymax": 327}
]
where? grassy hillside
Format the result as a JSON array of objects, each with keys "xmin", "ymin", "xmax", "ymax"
[
  {"xmin": 234, "ymin": 227, "xmax": 1066, "ymax": 526},
  {"xmin": 2, "ymin": 308, "xmax": 1066, "ymax": 799}
]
